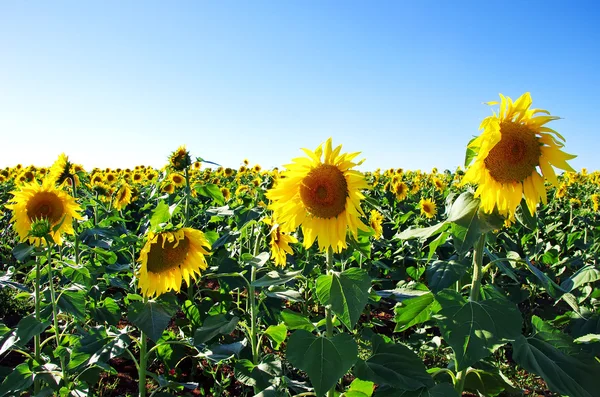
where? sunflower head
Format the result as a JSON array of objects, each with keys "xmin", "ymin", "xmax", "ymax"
[
  {"xmin": 137, "ymin": 228, "xmax": 211, "ymax": 298},
  {"xmin": 461, "ymin": 93, "xmax": 576, "ymax": 218},
  {"xmin": 169, "ymin": 173, "xmax": 186, "ymax": 187},
  {"xmin": 263, "ymin": 217, "xmax": 297, "ymax": 267},
  {"xmin": 5, "ymin": 180, "xmax": 83, "ymax": 246},
  {"xmin": 369, "ymin": 209, "xmax": 384, "ymax": 239},
  {"xmin": 113, "ymin": 184, "xmax": 132, "ymax": 211},
  {"xmin": 169, "ymin": 145, "xmax": 192, "ymax": 172},
  {"xmin": 266, "ymin": 138, "xmax": 369, "ymax": 253},
  {"xmin": 419, "ymin": 198, "xmax": 437, "ymax": 219}
]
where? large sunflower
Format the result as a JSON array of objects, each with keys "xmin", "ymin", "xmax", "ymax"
[
  {"xmin": 462, "ymin": 93, "xmax": 576, "ymax": 218},
  {"xmin": 6, "ymin": 179, "xmax": 83, "ymax": 246},
  {"xmin": 113, "ymin": 184, "xmax": 132, "ymax": 211},
  {"xmin": 137, "ymin": 228, "xmax": 211, "ymax": 298},
  {"xmin": 266, "ymin": 138, "xmax": 369, "ymax": 253}
]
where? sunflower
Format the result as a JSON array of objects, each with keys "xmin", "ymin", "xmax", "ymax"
[
  {"xmin": 169, "ymin": 173, "xmax": 186, "ymax": 187},
  {"xmin": 393, "ymin": 181, "xmax": 408, "ymax": 201},
  {"xmin": 105, "ymin": 172, "xmax": 118, "ymax": 184},
  {"xmin": 6, "ymin": 179, "xmax": 83, "ymax": 246},
  {"xmin": 48, "ymin": 153, "xmax": 74, "ymax": 186},
  {"xmin": 461, "ymin": 92, "xmax": 576, "ymax": 218},
  {"xmin": 369, "ymin": 209, "xmax": 384, "ymax": 239},
  {"xmin": 266, "ymin": 138, "xmax": 368, "ymax": 253},
  {"xmin": 569, "ymin": 198, "xmax": 582, "ymax": 208},
  {"xmin": 113, "ymin": 184, "xmax": 132, "ymax": 211},
  {"xmin": 591, "ymin": 194, "xmax": 599, "ymax": 212},
  {"xmin": 193, "ymin": 161, "xmax": 202, "ymax": 170},
  {"xmin": 137, "ymin": 228, "xmax": 211, "ymax": 298},
  {"xmin": 221, "ymin": 187, "xmax": 231, "ymax": 201},
  {"xmin": 263, "ymin": 217, "xmax": 297, "ymax": 267},
  {"xmin": 432, "ymin": 177, "xmax": 445, "ymax": 192},
  {"xmin": 132, "ymin": 172, "xmax": 144, "ymax": 184},
  {"xmin": 162, "ymin": 183, "xmax": 175, "ymax": 194},
  {"xmin": 169, "ymin": 145, "xmax": 192, "ymax": 172},
  {"xmin": 419, "ymin": 198, "xmax": 437, "ymax": 219},
  {"xmin": 555, "ymin": 183, "xmax": 568, "ymax": 199},
  {"xmin": 224, "ymin": 167, "xmax": 234, "ymax": 177}
]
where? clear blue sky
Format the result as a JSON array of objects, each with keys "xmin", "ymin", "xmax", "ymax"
[{"xmin": 1, "ymin": 1, "xmax": 598, "ymax": 172}]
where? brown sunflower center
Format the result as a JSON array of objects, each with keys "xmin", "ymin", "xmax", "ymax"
[
  {"xmin": 484, "ymin": 121, "xmax": 541, "ymax": 184},
  {"xmin": 26, "ymin": 192, "xmax": 65, "ymax": 224},
  {"xmin": 146, "ymin": 235, "xmax": 190, "ymax": 273},
  {"xmin": 118, "ymin": 188, "xmax": 128, "ymax": 202},
  {"xmin": 299, "ymin": 164, "xmax": 348, "ymax": 219}
]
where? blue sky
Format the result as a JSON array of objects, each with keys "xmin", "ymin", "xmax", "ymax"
[{"xmin": 1, "ymin": 1, "xmax": 598, "ymax": 172}]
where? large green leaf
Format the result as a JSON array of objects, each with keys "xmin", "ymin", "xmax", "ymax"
[
  {"xmin": 393, "ymin": 293, "xmax": 440, "ymax": 332},
  {"xmin": 426, "ymin": 260, "xmax": 468, "ymax": 293},
  {"xmin": 354, "ymin": 334, "xmax": 433, "ymax": 391},
  {"xmin": 281, "ymin": 310, "xmax": 315, "ymax": 332},
  {"xmin": 435, "ymin": 290, "xmax": 522, "ymax": 370},
  {"xmin": 316, "ymin": 268, "xmax": 371, "ymax": 330},
  {"xmin": 0, "ymin": 315, "xmax": 50, "ymax": 356},
  {"xmin": 287, "ymin": 330, "xmax": 358, "ymax": 397},
  {"xmin": 57, "ymin": 288, "xmax": 87, "ymax": 320},
  {"xmin": 128, "ymin": 300, "xmax": 176, "ymax": 343},
  {"xmin": 561, "ymin": 264, "xmax": 600, "ymax": 293},
  {"xmin": 0, "ymin": 362, "xmax": 33, "ymax": 397},
  {"xmin": 344, "ymin": 378, "xmax": 375, "ymax": 397},
  {"xmin": 265, "ymin": 324, "xmax": 287, "ymax": 350},
  {"xmin": 512, "ymin": 316, "xmax": 600, "ymax": 397},
  {"xmin": 195, "ymin": 183, "xmax": 225, "ymax": 205},
  {"xmin": 234, "ymin": 355, "xmax": 282, "ymax": 391},
  {"xmin": 252, "ymin": 270, "xmax": 303, "ymax": 287},
  {"xmin": 396, "ymin": 222, "xmax": 449, "ymax": 241},
  {"xmin": 193, "ymin": 314, "xmax": 239, "ymax": 345}
]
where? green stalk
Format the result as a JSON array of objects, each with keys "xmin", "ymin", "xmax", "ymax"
[
  {"xmin": 325, "ymin": 246, "xmax": 335, "ymax": 397},
  {"xmin": 34, "ymin": 256, "xmax": 41, "ymax": 394},
  {"xmin": 249, "ymin": 228, "xmax": 262, "ymax": 366},
  {"xmin": 139, "ymin": 298, "xmax": 148, "ymax": 397},
  {"xmin": 71, "ymin": 177, "xmax": 80, "ymax": 266},
  {"xmin": 455, "ymin": 233, "xmax": 486, "ymax": 394},
  {"xmin": 45, "ymin": 241, "xmax": 68, "ymax": 387}
]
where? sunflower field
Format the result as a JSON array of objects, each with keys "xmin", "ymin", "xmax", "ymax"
[{"xmin": 1, "ymin": 93, "xmax": 599, "ymax": 397}]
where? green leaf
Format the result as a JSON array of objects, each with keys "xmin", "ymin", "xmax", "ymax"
[
  {"xmin": 316, "ymin": 268, "xmax": 371, "ymax": 330},
  {"xmin": 574, "ymin": 334, "xmax": 600, "ymax": 344},
  {"xmin": 435, "ymin": 290, "xmax": 522, "ymax": 371},
  {"xmin": 265, "ymin": 324, "xmax": 287, "ymax": 350},
  {"xmin": 0, "ymin": 362, "xmax": 33, "ymax": 397},
  {"xmin": 252, "ymin": 270, "xmax": 303, "ymax": 287},
  {"xmin": 513, "ymin": 316, "xmax": 600, "ymax": 397},
  {"xmin": 344, "ymin": 378, "xmax": 375, "ymax": 397},
  {"xmin": 561, "ymin": 264, "xmax": 600, "ymax": 293},
  {"xmin": 149, "ymin": 201, "xmax": 173, "ymax": 230},
  {"xmin": 0, "ymin": 315, "xmax": 50, "ymax": 356},
  {"xmin": 93, "ymin": 296, "xmax": 121, "ymax": 326},
  {"xmin": 128, "ymin": 301, "xmax": 176, "ymax": 343},
  {"xmin": 12, "ymin": 243, "xmax": 35, "ymax": 262},
  {"xmin": 394, "ymin": 293, "xmax": 440, "ymax": 332},
  {"xmin": 193, "ymin": 314, "xmax": 239, "ymax": 344},
  {"xmin": 57, "ymin": 288, "xmax": 87, "ymax": 320},
  {"xmin": 354, "ymin": 334, "xmax": 434, "ymax": 391},
  {"xmin": 446, "ymin": 192, "xmax": 480, "ymax": 223},
  {"xmin": 281, "ymin": 310, "xmax": 315, "ymax": 332},
  {"xmin": 515, "ymin": 198, "xmax": 538, "ymax": 230},
  {"xmin": 234, "ymin": 355, "xmax": 282, "ymax": 391},
  {"xmin": 426, "ymin": 260, "xmax": 468, "ymax": 293},
  {"xmin": 464, "ymin": 139, "xmax": 477, "ymax": 168},
  {"xmin": 0, "ymin": 266, "xmax": 29, "ymax": 291},
  {"xmin": 464, "ymin": 369, "xmax": 510, "ymax": 397},
  {"xmin": 396, "ymin": 222, "xmax": 449, "ymax": 241},
  {"xmin": 195, "ymin": 183, "xmax": 225, "ymax": 205},
  {"xmin": 525, "ymin": 258, "xmax": 565, "ymax": 299},
  {"xmin": 287, "ymin": 330, "xmax": 358, "ymax": 397},
  {"xmin": 182, "ymin": 299, "xmax": 202, "ymax": 328}
]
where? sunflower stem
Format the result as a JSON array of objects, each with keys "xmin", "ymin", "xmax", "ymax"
[
  {"xmin": 139, "ymin": 298, "xmax": 148, "ymax": 397},
  {"xmin": 325, "ymin": 246, "xmax": 335, "ymax": 397},
  {"xmin": 455, "ymin": 233, "xmax": 486, "ymax": 394},
  {"xmin": 34, "ymin": 256, "xmax": 41, "ymax": 394},
  {"xmin": 71, "ymin": 177, "xmax": 80, "ymax": 266},
  {"xmin": 45, "ymin": 240, "xmax": 68, "ymax": 387}
]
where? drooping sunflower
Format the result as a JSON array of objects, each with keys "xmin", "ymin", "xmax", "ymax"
[
  {"xmin": 419, "ymin": 198, "xmax": 437, "ymax": 219},
  {"xmin": 369, "ymin": 209, "xmax": 384, "ymax": 239},
  {"xmin": 137, "ymin": 228, "xmax": 211, "ymax": 298},
  {"xmin": 169, "ymin": 145, "xmax": 192, "ymax": 172},
  {"xmin": 461, "ymin": 92, "xmax": 576, "ymax": 218},
  {"xmin": 266, "ymin": 138, "xmax": 369, "ymax": 253},
  {"xmin": 6, "ymin": 179, "xmax": 83, "ymax": 246},
  {"xmin": 113, "ymin": 184, "xmax": 132, "ymax": 211},
  {"xmin": 221, "ymin": 187, "xmax": 231, "ymax": 201},
  {"xmin": 591, "ymin": 194, "xmax": 599, "ymax": 212},
  {"xmin": 264, "ymin": 217, "xmax": 298, "ymax": 267},
  {"xmin": 48, "ymin": 153, "xmax": 74, "ymax": 187}
]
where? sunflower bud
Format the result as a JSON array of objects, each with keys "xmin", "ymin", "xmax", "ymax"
[{"xmin": 29, "ymin": 218, "xmax": 52, "ymax": 239}]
